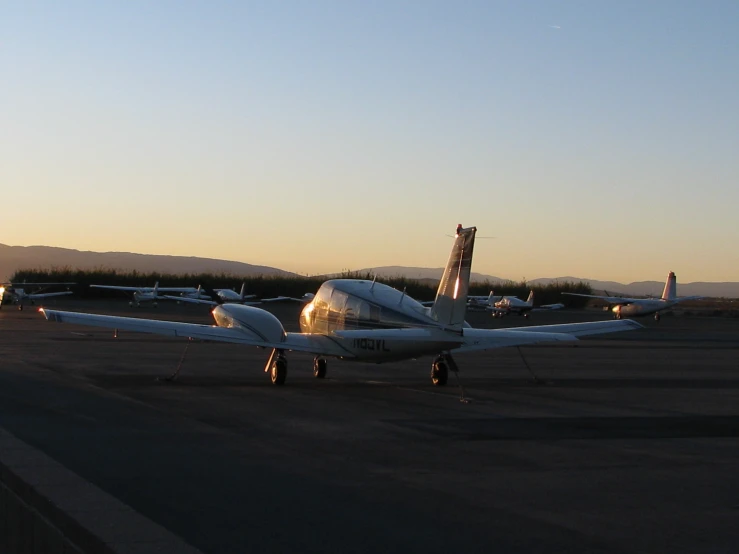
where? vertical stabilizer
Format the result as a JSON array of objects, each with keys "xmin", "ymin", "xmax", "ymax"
[
  {"xmin": 430, "ymin": 225, "xmax": 477, "ymax": 331},
  {"xmin": 487, "ymin": 291, "xmax": 495, "ymax": 307},
  {"xmin": 239, "ymin": 282, "xmax": 246, "ymax": 301},
  {"xmin": 526, "ymin": 290, "xmax": 534, "ymax": 305},
  {"xmin": 661, "ymin": 272, "xmax": 677, "ymax": 301}
]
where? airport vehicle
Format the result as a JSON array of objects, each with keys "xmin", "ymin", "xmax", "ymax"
[
  {"xmin": 40, "ymin": 225, "xmax": 641, "ymax": 386},
  {"xmin": 490, "ymin": 291, "xmax": 565, "ymax": 318},
  {"xmin": 562, "ymin": 271, "xmax": 700, "ymax": 321},
  {"xmin": 90, "ymin": 282, "xmax": 206, "ymax": 307},
  {"xmin": 0, "ymin": 282, "xmax": 75, "ymax": 310}
]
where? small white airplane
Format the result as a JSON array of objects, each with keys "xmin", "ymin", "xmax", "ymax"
[
  {"xmin": 467, "ymin": 291, "xmax": 501, "ymax": 311},
  {"xmin": 160, "ymin": 283, "xmax": 259, "ymax": 307},
  {"xmin": 562, "ymin": 272, "xmax": 701, "ymax": 321},
  {"xmin": 0, "ymin": 282, "xmax": 75, "ymax": 310},
  {"xmin": 40, "ymin": 225, "xmax": 641, "ymax": 386},
  {"xmin": 90, "ymin": 282, "xmax": 206, "ymax": 307},
  {"xmin": 490, "ymin": 291, "xmax": 564, "ymax": 318}
]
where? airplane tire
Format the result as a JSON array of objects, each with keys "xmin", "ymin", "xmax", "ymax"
[
  {"xmin": 614, "ymin": 312, "xmax": 621, "ymax": 320},
  {"xmin": 431, "ymin": 361, "xmax": 448, "ymax": 386},
  {"xmin": 271, "ymin": 358, "xmax": 287, "ymax": 386},
  {"xmin": 313, "ymin": 357, "xmax": 327, "ymax": 379},
  {"xmin": 654, "ymin": 313, "xmax": 661, "ymax": 321},
  {"xmin": 18, "ymin": 305, "xmax": 23, "ymax": 311}
]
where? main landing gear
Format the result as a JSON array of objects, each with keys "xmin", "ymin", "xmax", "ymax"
[
  {"xmin": 313, "ymin": 356, "xmax": 327, "ymax": 379},
  {"xmin": 654, "ymin": 312, "xmax": 661, "ymax": 322},
  {"xmin": 263, "ymin": 351, "xmax": 328, "ymax": 386},
  {"xmin": 431, "ymin": 354, "xmax": 459, "ymax": 386},
  {"xmin": 264, "ymin": 349, "xmax": 288, "ymax": 386}
]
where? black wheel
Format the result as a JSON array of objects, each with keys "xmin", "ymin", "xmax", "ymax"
[
  {"xmin": 313, "ymin": 357, "xmax": 327, "ymax": 379},
  {"xmin": 270, "ymin": 358, "xmax": 287, "ymax": 386},
  {"xmin": 654, "ymin": 313, "xmax": 661, "ymax": 321},
  {"xmin": 18, "ymin": 305, "xmax": 23, "ymax": 311},
  {"xmin": 614, "ymin": 312, "xmax": 621, "ymax": 320},
  {"xmin": 431, "ymin": 360, "xmax": 448, "ymax": 386}
]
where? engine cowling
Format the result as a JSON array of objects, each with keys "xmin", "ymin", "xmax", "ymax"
[{"xmin": 212, "ymin": 304, "xmax": 286, "ymax": 343}]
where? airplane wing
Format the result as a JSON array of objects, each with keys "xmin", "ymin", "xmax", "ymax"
[
  {"xmin": 159, "ymin": 294, "xmax": 220, "ymax": 306},
  {"xmin": 27, "ymin": 291, "xmax": 74, "ymax": 300},
  {"xmin": 561, "ymin": 292, "xmax": 638, "ymax": 304},
  {"xmin": 532, "ymin": 303, "xmax": 565, "ymax": 311},
  {"xmin": 90, "ymin": 285, "xmax": 199, "ymax": 293},
  {"xmin": 259, "ymin": 294, "xmax": 314, "ymax": 303},
  {"xmin": 456, "ymin": 319, "xmax": 642, "ymax": 353},
  {"xmin": 158, "ymin": 295, "xmax": 261, "ymax": 307},
  {"xmin": 39, "ymin": 309, "xmax": 353, "ymax": 357},
  {"xmin": 675, "ymin": 296, "xmax": 703, "ymax": 302}
]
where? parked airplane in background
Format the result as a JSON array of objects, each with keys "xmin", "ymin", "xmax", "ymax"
[
  {"xmin": 490, "ymin": 291, "xmax": 564, "ymax": 318},
  {"xmin": 90, "ymin": 282, "xmax": 206, "ymax": 307},
  {"xmin": 562, "ymin": 272, "xmax": 701, "ymax": 321},
  {"xmin": 161, "ymin": 283, "xmax": 260, "ymax": 307},
  {"xmin": 467, "ymin": 292, "xmax": 501, "ymax": 311},
  {"xmin": 0, "ymin": 282, "xmax": 75, "ymax": 310},
  {"xmin": 40, "ymin": 225, "xmax": 641, "ymax": 386}
]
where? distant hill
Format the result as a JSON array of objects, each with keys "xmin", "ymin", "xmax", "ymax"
[
  {"xmin": 0, "ymin": 244, "xmax": 294, "ymax": 280},
  {"xmin": 358, "ymin": 266, "xmax": 739, "ymax": 298},
  {"xmin": 2, "ymin": 246, "xmax": 737, "ymax": 298},
  {"xmin": 355, "ymin": 266, "xmax": 505, "ymax": 283}
]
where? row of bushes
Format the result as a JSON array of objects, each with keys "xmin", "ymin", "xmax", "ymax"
[{"xmin": 10, "ymin": 267, "xmax": 593, "ymax": 307}]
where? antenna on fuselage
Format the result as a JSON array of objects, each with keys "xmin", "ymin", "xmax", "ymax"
[{"xmin": 398, "ymin": 286, "xmax": 406, "ymax": 305}]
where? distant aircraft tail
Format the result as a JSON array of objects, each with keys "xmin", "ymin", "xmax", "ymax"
[
  {"xmin": 661, "ymin": 272, "xmax": 677, "ymax": 301},
  {"xmin": 430, "ymin": 224, "xmax": 477, "ymax": 331},
  {"xmin": 239, "ymin": 282, "xmax": 246, "ymax": 301},
  {"xmin": 526, "ymin": 290, "xmax": 534, "ymax": 305}
]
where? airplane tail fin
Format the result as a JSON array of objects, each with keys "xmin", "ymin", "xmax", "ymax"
[
  {"xmin": 526, "ymin": 290, "xmax": 534, "ymax": 305},
  {"xmin": 153, "ymin": 282, "xmax": 159, "ymax": 297},
  {"xmin": 661, "ymin": 272, "xmax": 677, "ymax": 301},
  {"xmin": 239, "ymin": 282, "xmax": 246, "ymax": 301},
  {"xmin": 487, "ymin": 290, "xmax": 495, "ymax": 306},
  {"xmin": 430, "ymin": 224, "xmax": 477, "ymax": 331}
]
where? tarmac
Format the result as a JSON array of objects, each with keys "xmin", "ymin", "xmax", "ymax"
[{"xmin": 1, "ymin": 297, "xmax": 738, "ymax": 553}]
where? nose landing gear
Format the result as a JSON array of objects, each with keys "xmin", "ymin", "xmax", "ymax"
[{"xmin": 431, "ymin": 354, "xmax": 459, "ymax": 386}]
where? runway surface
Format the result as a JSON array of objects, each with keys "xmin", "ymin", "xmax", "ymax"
[{"xmin": 1, "ymin": 299, "xmax": 738, "ymax": 553}]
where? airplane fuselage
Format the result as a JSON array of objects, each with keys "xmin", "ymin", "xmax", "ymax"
[
  {"xmin": 295, "ymin": 279, "xmax": 465, "ymax": 362},
  {"xmin": 612, "ymin": 299, "xmax": 675, "ymax": 317}
]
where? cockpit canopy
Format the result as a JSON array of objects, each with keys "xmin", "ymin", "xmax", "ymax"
[{"xmin": 300, "ymin": 279, "xmax": 434, "ymax": 334}]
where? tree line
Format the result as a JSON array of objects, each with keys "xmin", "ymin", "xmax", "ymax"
[{"xmin": 11, "ymin": 267, "xmax": 593, "ymax": 307}]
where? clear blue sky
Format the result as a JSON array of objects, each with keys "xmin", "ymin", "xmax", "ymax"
[{"xmin": 2, "ymin": 1, "xmax": 737, "ymax": 282}]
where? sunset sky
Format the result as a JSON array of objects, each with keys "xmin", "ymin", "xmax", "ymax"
[{"xmin": 2, "ymin": 1, "xmax": 738, "ymax": 283}]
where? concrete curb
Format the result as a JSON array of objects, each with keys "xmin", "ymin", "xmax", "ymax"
[{"xmin": 0, "ymin": 427, "xmax": 203, "ymax": 553}]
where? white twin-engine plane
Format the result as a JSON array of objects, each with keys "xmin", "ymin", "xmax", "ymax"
[
  {"xmin": 90, "ymin": 282, "xmax": 211, "ymax": 307},
  {"xmin": 562, "ymin": 272, "xmax": 701, "ymax": 321},
  {"xmin": 41, "ymin": 225, "xmax": 642, "ymax": 386}
]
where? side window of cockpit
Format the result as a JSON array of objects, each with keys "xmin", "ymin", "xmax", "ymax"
[
  {"xmin": 329, "ymin": 290, "xmax": 348, "ymax": 331},
  {"xmin": 313, "ymin": 298, "xmax": 329, "ymax": 334},
  {"xmin": 369, "ymin": 304, "xmax": 381, "ymax": 324},
  {"xmin": 343, "ymin": 296, "xmax": 362, "ymax": 329}
]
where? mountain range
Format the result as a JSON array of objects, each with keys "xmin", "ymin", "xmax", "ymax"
[
  {"xmin": 2, "ymin": 245, "xmax": 737, "ymax": 298},
  {"xmin": 0, "ymin": 244, "xmax": 293, "ymax": 280}
]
